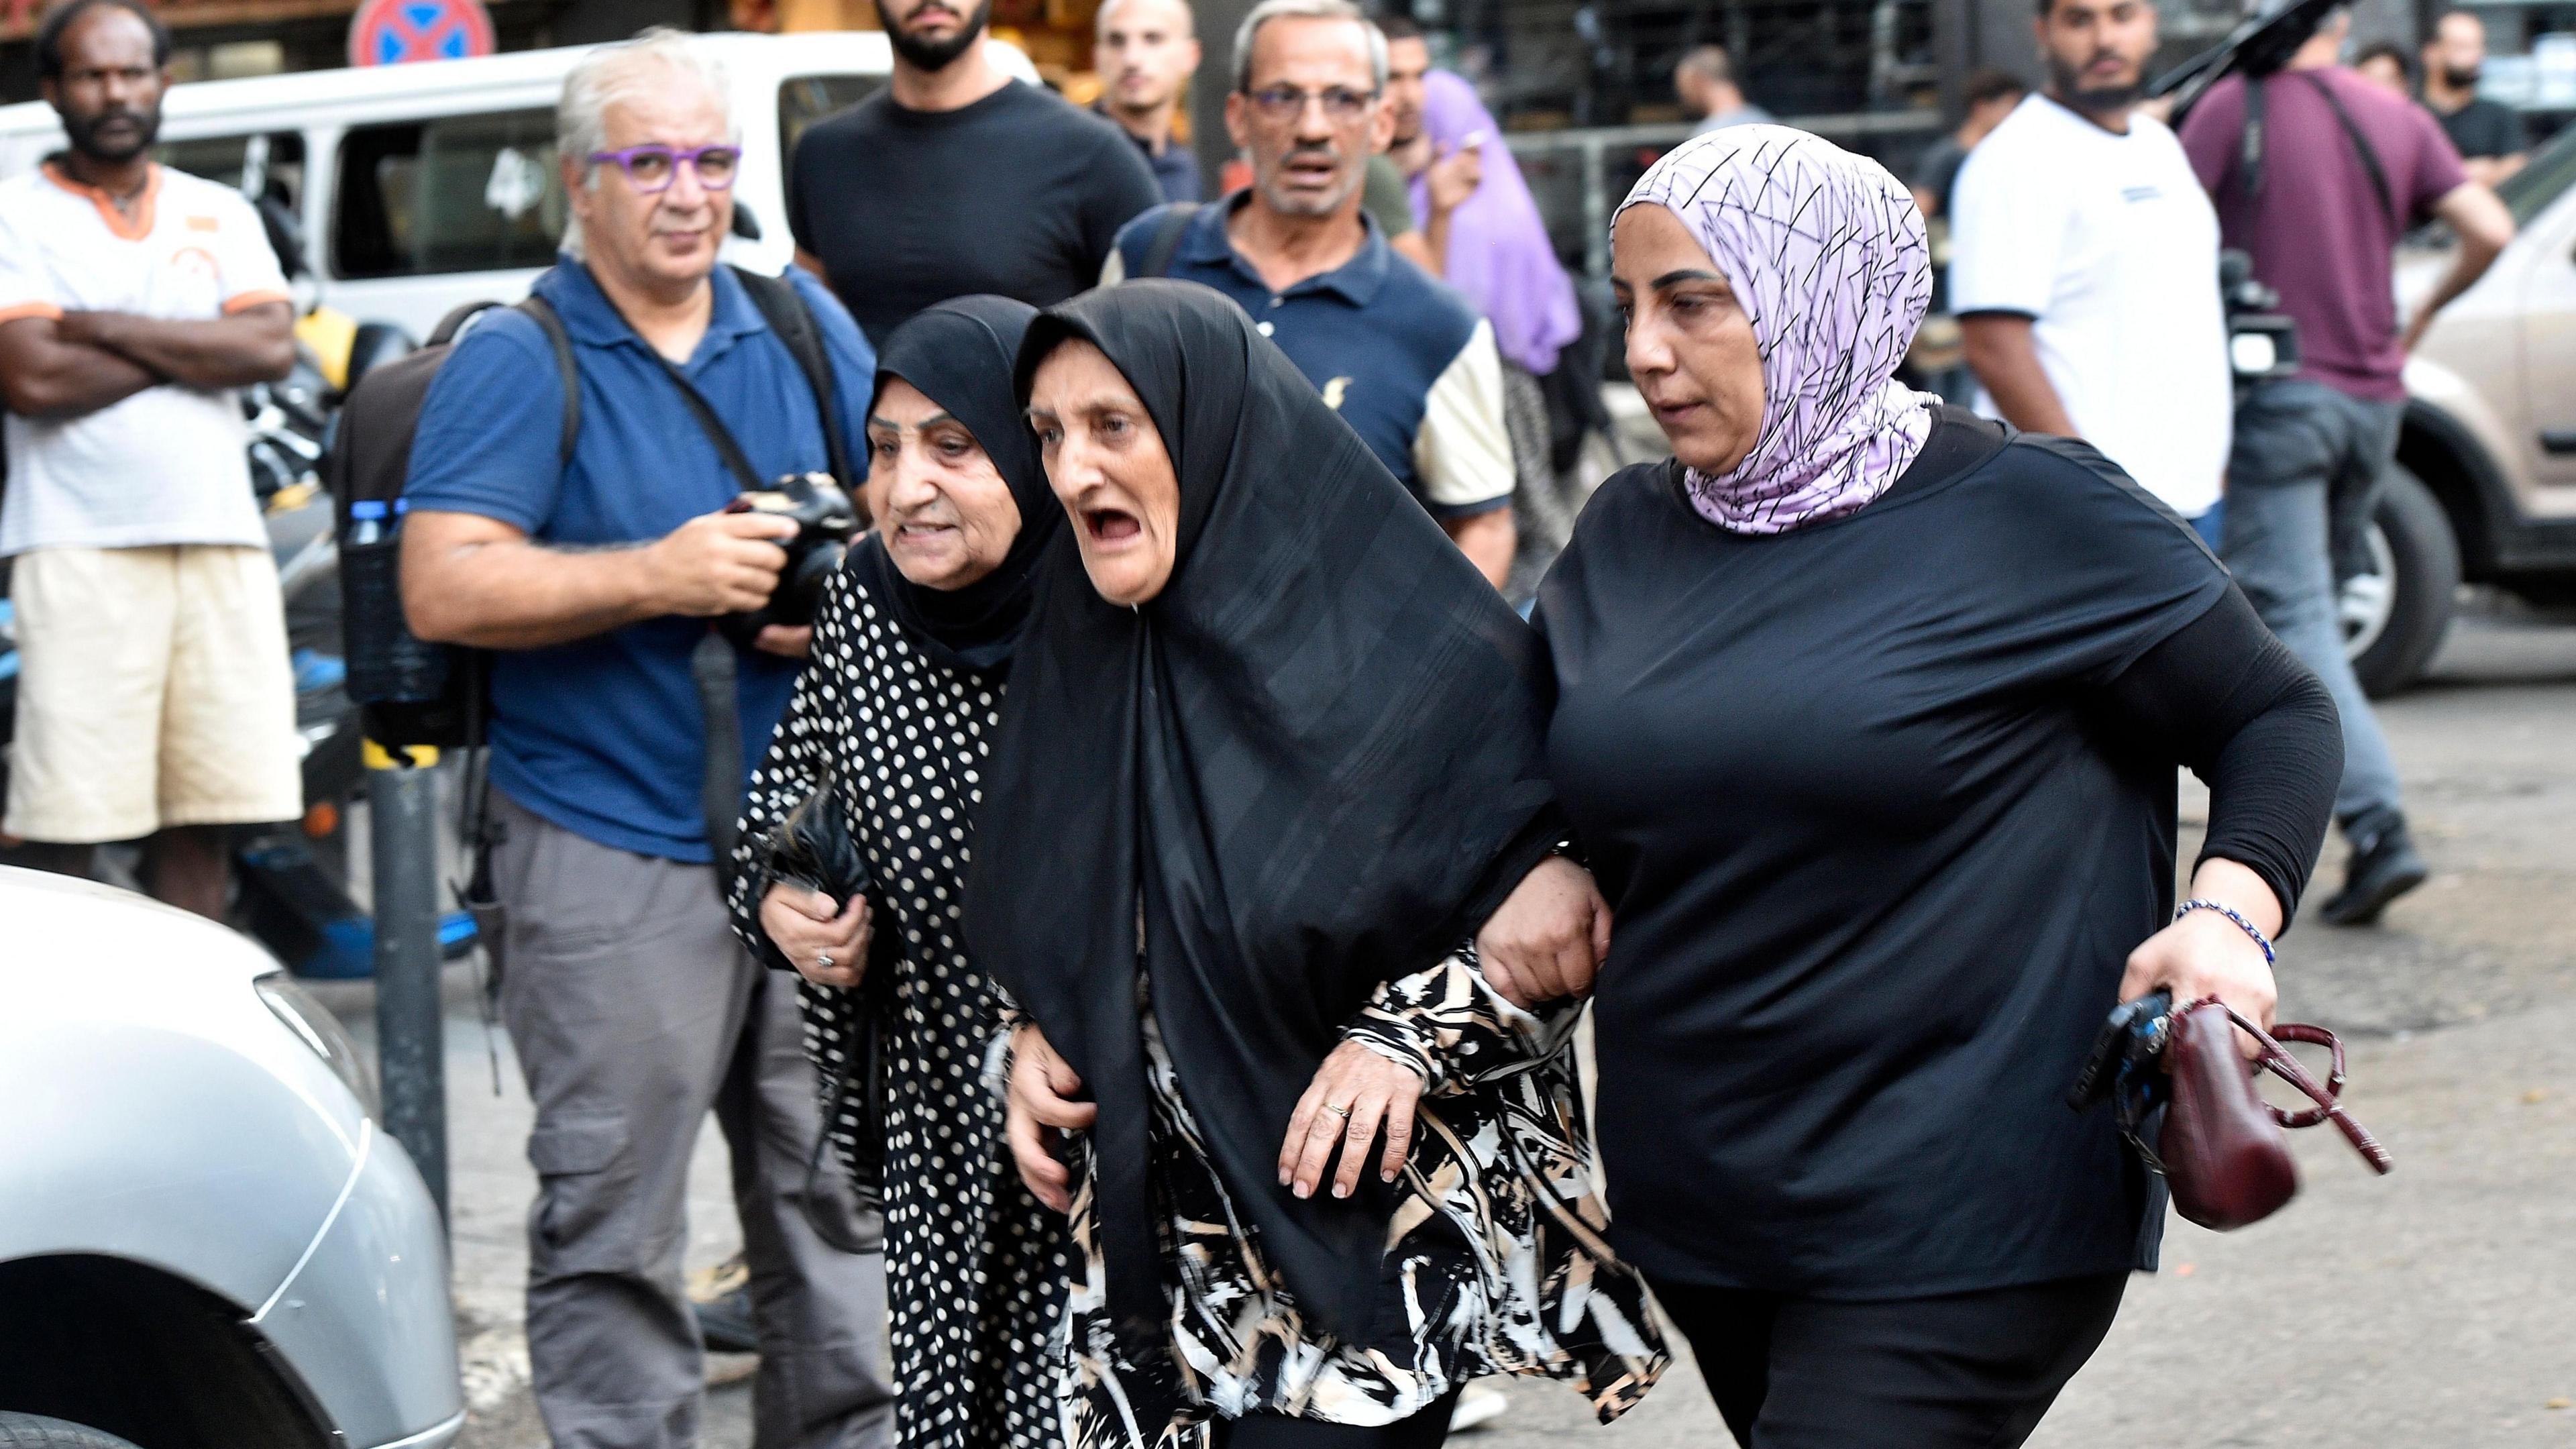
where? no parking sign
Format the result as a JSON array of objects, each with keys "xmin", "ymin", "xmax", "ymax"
[{"xmin": 347, "ymin": 0, "xmax": 498, "ymax": 67}]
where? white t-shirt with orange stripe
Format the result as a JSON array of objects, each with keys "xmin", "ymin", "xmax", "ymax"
[{"xmin": 0, "ymin": 162, "xmax": 290, "ymax": 555}]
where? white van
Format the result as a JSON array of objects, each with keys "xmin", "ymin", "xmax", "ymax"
[{"xmin": 0, "ymin": 33, "xmax": 1038, "ymax": 341}]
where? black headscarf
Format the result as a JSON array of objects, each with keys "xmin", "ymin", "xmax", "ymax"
[
  {"xmin": 965, "ymin": 280, "xmax": 1562, "ymax": 1352},
  {"xmin": 849, "ymin": 295, "xmax": 1056, "ymax": 674}
]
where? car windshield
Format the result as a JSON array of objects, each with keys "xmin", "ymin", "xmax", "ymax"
[{"xmin": 2497, "ymin": 121, "xmax": 2576, "ymax": 227}]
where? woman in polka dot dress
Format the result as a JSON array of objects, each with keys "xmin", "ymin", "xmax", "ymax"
[{"xmin": 729, "ymin": 297, "xmax": 1069, "ymax": 1449}]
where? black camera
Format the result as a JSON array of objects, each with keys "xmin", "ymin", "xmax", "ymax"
[
  {"xmin": 720, "ymin": 472, "xmax": 860, "ymax": 645},
  {"xmin": 2219, "ymin": 249, "xmax": 2302, "ymax": 392}
]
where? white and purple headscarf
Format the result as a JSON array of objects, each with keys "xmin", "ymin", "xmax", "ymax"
[{"xmin": 1616, "ymin": 125, "xmax": 1938, "ymax": 535}]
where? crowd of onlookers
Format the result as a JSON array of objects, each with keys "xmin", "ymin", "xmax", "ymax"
[{"xmin": 0, "ymin": 0, "xmax": 2536, "ymax": 1443}]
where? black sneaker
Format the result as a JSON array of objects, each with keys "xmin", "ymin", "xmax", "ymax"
[{"xmin": 2319, "ymin": 816, "xmax": 2428, "ymax": 926}]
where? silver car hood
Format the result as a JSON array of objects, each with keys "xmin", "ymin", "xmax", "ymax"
[{"xmin": 0, "ymin": 867, "xmax": 370, "ymax": 1312}]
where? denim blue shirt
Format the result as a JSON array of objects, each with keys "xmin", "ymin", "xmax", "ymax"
[{"xmin": 405, "ymin": 258, "xmax": 875, "ymax": 861}]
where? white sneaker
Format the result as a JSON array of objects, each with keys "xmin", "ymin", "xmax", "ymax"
[{"xmin": 1448, "ymin": 1383, "xmax": 1509, "ymax": 1433}]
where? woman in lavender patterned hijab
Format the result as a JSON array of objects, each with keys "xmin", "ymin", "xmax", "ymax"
[
  {"xmin": 1614, "ymin": 124, "xmax": 1939, "ymax": 533},
  {"xmin": 1529, "ymin": 123, "xmax": 2342, "ymax": 1446}
]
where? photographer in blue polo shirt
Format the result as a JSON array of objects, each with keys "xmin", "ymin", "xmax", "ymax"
[
  {"xmin": 1106, "ymin": 0, "xmax": 1518, "ymax": 588},
  {"xmin": 398, "ymin": 33, "xmax": 892, "ymax": 1449}
]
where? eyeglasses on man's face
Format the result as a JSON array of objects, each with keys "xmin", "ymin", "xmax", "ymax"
[
  {"xmin": 1244, "ymin": 85, "xmax": 1381, "ymax": 123},
  {"xmin": 588, "ymin": 143, "xmax": 742, "ymax": 194}
]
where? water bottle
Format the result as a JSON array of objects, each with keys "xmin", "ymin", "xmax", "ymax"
[{"xmin": 343, "ymin": 498, "xmax": 447, "ymax": 706}]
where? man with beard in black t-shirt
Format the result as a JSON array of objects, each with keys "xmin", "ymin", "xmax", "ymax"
[
  {"xmin": 790, "ymin": 0, "xmax": 1163, "ymax": 347},
  {"xmin": 2421, "ymin": 9, "xmax": 2526, "ymax": 187}
]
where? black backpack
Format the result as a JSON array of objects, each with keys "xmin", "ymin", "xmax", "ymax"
[{"xmin": 329, "ymin": 264, "xmax": 852, "ymax": 751}]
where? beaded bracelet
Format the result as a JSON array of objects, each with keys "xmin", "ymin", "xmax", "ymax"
[{"xmin": 2175, "ymin": 898, "xmax": 2277, "ymax": 966}]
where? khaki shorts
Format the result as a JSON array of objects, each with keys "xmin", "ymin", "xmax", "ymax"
[{"xmin": 6, "ymin": 544, "xmax": 302, "ymax": 843}]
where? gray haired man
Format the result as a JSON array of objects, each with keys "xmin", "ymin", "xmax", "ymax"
[
  {"xmin": 399, "ymin": 31, "xmax": 892, "ymax": 1448},
  {"xmin": 1104, "ymin": 0, "xmax": 1520, "ymax": 590}
]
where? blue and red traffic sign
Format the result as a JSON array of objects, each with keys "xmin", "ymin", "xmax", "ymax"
[{"xmin": 347, "ymin": 0, "xmax": 498, "ymax": 68}]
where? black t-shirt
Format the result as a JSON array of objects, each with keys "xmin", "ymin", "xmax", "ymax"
[
  {"xmin": 1537, "ymin": 411, "xmax": 2229, "ymax": 1297},
  {"xmin": 1911, "ymin": 135, "xmax": 1969, "ymax": 220},
  {"xmin": 789, "ymin": 79, "xmax": 1163, "ymax": 346},
  {"xmin": 2434, "ymin": 96, "xmax": 2525, "ymax": 161}
]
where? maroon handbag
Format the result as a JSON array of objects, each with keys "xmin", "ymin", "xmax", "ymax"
[{"xmin": 2157, "ymin": 998, "xmax": 2394, "ymax": 1230}]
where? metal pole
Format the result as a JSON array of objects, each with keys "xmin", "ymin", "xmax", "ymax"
[
  {"xmin": 1582, "ymin": 136, "xmax": 1608, "ymax": 284},
  {"xmin": 368, "ymin": 739, "xmax": 448, "ymax": 1226}
]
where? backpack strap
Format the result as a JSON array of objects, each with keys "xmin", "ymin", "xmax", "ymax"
[
  {"xmin": 426, "ymin": 299, "xmax": 500, "ymax": 347},
  {"xmin": 730, "ymin": 265, "xmax": 854, "ymax": 493},
  {"xmin": 515, "ymin": 293, "xmax": 582, "ymax": 468},
  {"xmin": 1136, "ymin": 202, "xmax": 1201, "ymax": 280}
]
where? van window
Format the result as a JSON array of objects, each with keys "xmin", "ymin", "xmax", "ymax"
[
  {"xmin": 778, "ymin": 74, "xmax": 883, "ymax": 161},
  {"xmin": 334, "ymin": 109, "xmax": 564, "ymax": 279},
  {"xmin": 162, "ymin": 131, "xmax": 305, "ymax": 214}
]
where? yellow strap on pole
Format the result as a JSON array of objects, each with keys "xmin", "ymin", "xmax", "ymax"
[{"xmin": 364, "ymin": 740, "xmax": 441, "ymax": 770}]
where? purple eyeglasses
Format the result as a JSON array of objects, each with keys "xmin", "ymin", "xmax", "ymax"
[{"xmin": 586, "ymin": 143, "xmax": 742, "ymax": 193}]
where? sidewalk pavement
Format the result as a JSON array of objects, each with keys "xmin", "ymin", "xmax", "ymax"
[{"xmin": 319, "ymin": 604, "xmax": 2576, "ymax": 1448}]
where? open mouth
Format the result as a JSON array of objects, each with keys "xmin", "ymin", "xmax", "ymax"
[
  {"xmin": 1084, "ymin": 507, "xmax": 1142, "ymax": 544},
  {"xmin": 895, "ymin": 521, "xmax": 957, "ymax": 544},
  {"xmin": 1281, "ymin": 152, "xmax": 1340, "ymax": 188}
]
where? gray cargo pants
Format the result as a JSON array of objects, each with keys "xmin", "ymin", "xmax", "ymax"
[{"xmin": 495, "ymin": 794, "xmax": 895, "ymax": 1449}]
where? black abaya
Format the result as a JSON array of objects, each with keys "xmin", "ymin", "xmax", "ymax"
[{"xmin": 964, "ymin": 281, "xmax": 1564, "ymax": 1349}]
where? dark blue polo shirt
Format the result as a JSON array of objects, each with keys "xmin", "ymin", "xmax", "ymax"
[
  {"xmin": 1111, "ymin": 197, "xmax": 1511, "ymax": 518},
  {"xmin": 405, "ymin": 259, "xmax": 875, "ymax": 862},
  {"xmin": 1096, "ymin": 103, "xmax": 1202, "ymax": 203}
]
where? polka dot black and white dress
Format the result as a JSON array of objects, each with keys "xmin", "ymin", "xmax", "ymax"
[{"xmin": 729, "ymin": 566, "xmax": 1070, "ymax": 1449}]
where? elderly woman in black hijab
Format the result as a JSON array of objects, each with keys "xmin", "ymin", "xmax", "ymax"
[
  {"xmin": 727, "ymin": 296, "xmax": 1069, "ymax": 1449},
  {"xmin": 967, "ymin": 281, "xmax": 1666, "ymax": 1449}
]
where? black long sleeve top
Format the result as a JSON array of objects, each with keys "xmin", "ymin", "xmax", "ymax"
[
  {"xmin": 2101, "ymin": 585, "xmax": 2341, "ymax": 926},
  {"xmin": 1536, "ymin": 408, "xmax": 2343, "ymax": 1297}
]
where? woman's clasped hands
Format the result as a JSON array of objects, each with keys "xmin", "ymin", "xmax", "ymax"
[{"xmin": 759, "ymin": 881, "xmax": 872, "ymax": 989}]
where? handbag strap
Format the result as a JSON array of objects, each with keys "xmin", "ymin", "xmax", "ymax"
[{"xmin": 2192, "ymin": 1000, "xmax": 2396, "ymax": 1174}]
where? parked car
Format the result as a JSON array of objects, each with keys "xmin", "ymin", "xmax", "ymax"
[
  {"xmin": 2372, "ymin": 121, "xmax": 2576, "ymax": 694},
  {"xmin": 0, "ymin": 867, "xmax": 461, "ymax": 1449},
  {"xmin": 0, "ymin": 32, "xmax": 1038, "ymax": 341}
]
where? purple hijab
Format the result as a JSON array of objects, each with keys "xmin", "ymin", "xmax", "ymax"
[
  {"xmin": 1409, "ymin": 71, "xmax": 1582, "ymax": 376},
  {"xmin": 1615, "ymin": 125, "xmax": 1937, "ymax": 535}
]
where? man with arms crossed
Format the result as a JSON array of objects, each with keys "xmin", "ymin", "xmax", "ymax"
[
  {"xmin": 1095, "ymin": 0, "xmax": 1204, "ymax": 203},
  {"xmin": 0, "ymin": 0, "xmax": 298, "ymax": 918},
  {"xmin": 1951, "ymin": 0, "xmax": 2233, "ymax": 541},
  {"xmin": 2180, "ymin": 7, "xmax": 2515, "ymax": 924},
  {"xmin": 400, "ymin": 33, "xmax": 892, "ymax": 1448},
  {"xmin": 1107, "ymin": 0, "xmax": 1518, "ymax": 589},
  {"xmin": 791, "ymin": 0, "xmax": 1161, "ymax": 345}
]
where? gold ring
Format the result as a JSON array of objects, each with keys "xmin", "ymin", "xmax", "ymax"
[{"xmin": 1321, "ymin": 1102, "xmax": 1350, "ymax": 1118}]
